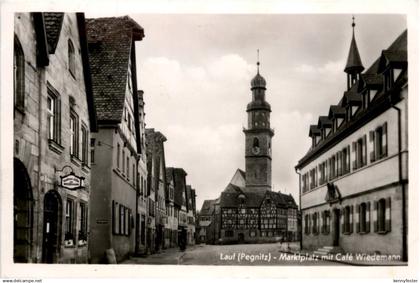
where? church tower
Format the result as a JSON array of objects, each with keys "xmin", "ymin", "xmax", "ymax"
[{"xmin": 244, "ymin": 55, "xmax": 274, "ymax": 190}]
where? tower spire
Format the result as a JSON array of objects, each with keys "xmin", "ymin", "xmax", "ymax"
[
  {"xmin": 257, "ymin": 49, "xmax": 260, "ymax": 74},
  {"xmin": 344, "ymin": 15, "xmax": 364, "ymax": 89}
]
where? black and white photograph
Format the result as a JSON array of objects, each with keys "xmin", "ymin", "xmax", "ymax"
[{"xmin": 1, "ymin": 0, "xmax": 419, "ymax": 281}]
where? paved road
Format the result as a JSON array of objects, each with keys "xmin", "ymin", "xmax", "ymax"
[{"xmin": 123, "ymin": 243, "xmax": 343, "ymax": 265}]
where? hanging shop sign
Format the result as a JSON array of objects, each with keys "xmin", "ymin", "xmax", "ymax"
[{"xmin": 56, "ymin": 165, "xmax": 85, "ymax": 190}]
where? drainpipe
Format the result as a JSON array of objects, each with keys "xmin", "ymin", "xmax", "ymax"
[
  {"xmin": 390, "ymin": 96, "xmax": 407, "ymax": 262},
  {"xmin": 295, "ymin": 168, "xmax": 302, "ymax": 250}
]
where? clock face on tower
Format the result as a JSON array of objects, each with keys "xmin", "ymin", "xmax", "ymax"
[{"xmin": 252, "ymin": 146, "xmax": 260, "ymax": 155}]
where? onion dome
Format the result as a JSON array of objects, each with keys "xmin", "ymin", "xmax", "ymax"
[{"xmin": 251, "ymin": 72, "xmax": 266, "ymax": 89}]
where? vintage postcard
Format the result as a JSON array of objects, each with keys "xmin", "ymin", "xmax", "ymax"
[{"xmin": 0, "ymin": 0, "xmax": 419, "ymax": 281}]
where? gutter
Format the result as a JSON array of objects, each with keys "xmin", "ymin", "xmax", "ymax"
[
  {"xmin": 295, "ymin": 168, "xmax": 302, "ymax": 250},
  {"xmin": 389, "ymin": 97, "xmax": 407, "ymax": 262}
]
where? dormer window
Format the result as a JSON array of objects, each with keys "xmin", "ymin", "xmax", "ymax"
[
  {"xmin": 68, "ymin": 39, "xmax": 75, "ymax": 78},
  {"xmin": 384, "ymin": 68, "xmax": 394, "ymax": 91},
  {"xmin": 363, "ymin": 90, "xmax": 370, "ymax": 109}
]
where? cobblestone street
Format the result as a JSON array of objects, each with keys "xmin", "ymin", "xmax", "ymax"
[{"xmin": 122, "ymin": 243, "xmax": 344, "ymax": 265}]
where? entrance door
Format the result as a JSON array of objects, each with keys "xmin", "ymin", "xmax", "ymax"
[
  {"xmin": 238, "ymin": 233, "xmax": 245, "ymax": 244},
  {"xmin": 42, "ymin": 191, "xmax": 61, "ymax": 263},
  {"xmin": 14, "ymin": 158, "xmax": 33, "ymax": 263},
  {"xmin": 333, "ymin": 209, "xmax": 340, "ymax": 246}
]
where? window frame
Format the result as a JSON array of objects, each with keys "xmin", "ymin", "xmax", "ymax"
[
  {"xmin": 70, "ymin": 110, "xmax": 79, "ymax": 158},
  {"xmin": 68, "ymin": 39, "xmax": 76, "ymax": 78},
  {"xmin": 65, "ymin": 198, "xmax": 75, "ymax": 242},
  {"xmin": 14, "ymin": 36, "xmax": 25, "ymax": 112}
]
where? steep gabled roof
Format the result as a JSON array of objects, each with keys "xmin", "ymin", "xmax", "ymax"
[
  {"xmin": 86, "ymin": 16, "xmax": 144, "ymax": 123},
  {"xmin": 43, "ymin": 12, "xmax": 64, "ymax": 54},
  {"xmin": 200, "ymin": 199, "xmax": 216, "ymax": 216}
]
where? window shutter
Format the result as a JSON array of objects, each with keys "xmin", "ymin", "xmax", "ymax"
[
  {"xmin": 318, "ymin": 164, "xmax": 322, "ymax": 185},
  {"xmin": 347, "ymin": 145, "xmax": 351, "ymax": 173},
  {"xmin": 385, "ymin": 197, "xmax": 391, "ymax": 232},
  {"xmin": 362, "ymin": 135, "xmax": 367, "ymax": 166},
  {"xmin": 352, "ymin": 142, "xmax": 357, "ymax": 170},
  {"xmin": 366, "ymin": 202, "xmax": 371, "ymax": 233},
  {"xmin": 369, "ymin": 130, "xmax": 376, "ymax": 162},
  {"xmin": 320, "ymin": 212, "xmax": 324, "ymax": 234},
  {"xmin": 373, "ymin": 201, "xmax": 378, "ymax": 232},
  {"xmin": 341, "ymin": 209, "xmax": 345, "ymax": 234},
  {"xmin": 356, "ymin": 204, "xmax": 360, "ymax": 233},
  {"xmin": 327, "ymin": 212, "xmax": 330, "ymax": 233},
  {"xmin": 350, "ymin": 205, "xmax": 354, "ymax": 234},
  {"xmin": 382, "ymin": 123, "xmax": 388, "ymax": 157},
  {"xmin": 317, "ymin": 213, "xmax": 320, "ymax": 234},
  {"xmin": 57, "ymin": 98, "xmax": 62, "ymax": 143},
  {"xmin": 112, "ymin": 200, "xmax": 116, "ymax": 234}
]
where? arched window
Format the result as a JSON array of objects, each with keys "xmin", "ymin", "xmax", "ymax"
[
  {"xmin": 68, "ymin": 39, "xmax": 75, "ymax": 77},
  {"xmin": 253, "ymin": 137, "xmax": 259, "ymax": 148},
  {"xmin": 14, "ymin": 36, "xmax": 25, "ymax": 110}
]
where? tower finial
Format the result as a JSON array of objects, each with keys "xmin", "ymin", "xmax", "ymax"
[
  {"xmin": 352, "ymin": 15, "xmax": 355, "ymax": 35},
  {"xmin": 257, "ymin": 49, "xmax": 260, "ymax": 74}
]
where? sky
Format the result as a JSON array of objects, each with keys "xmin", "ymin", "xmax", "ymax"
[{"xmin": 87, "ymin": 13, "xmax": 406, "ymax": 210}]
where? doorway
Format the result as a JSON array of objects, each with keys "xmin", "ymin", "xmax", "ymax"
[
  {"xmin": 333, "ymin": 208, "xmax": 340, "ymax": 246},
  {"xmin": 42, "ymin": 190, "xmax": 62, "ymax": 263},
  {"xmin": 13, "ymin": 158, "xmax": 34, "ymax": 263},
  {"xmin": 238, "ymin": 233, "xmax": 245, "ymax": 244}
]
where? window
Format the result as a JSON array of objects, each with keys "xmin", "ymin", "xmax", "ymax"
[
  {"xmin": 329, "ymin": 155, "xmax": 336, "ymax": 180},
  {"xmin": 342, "ymin": 205, "xmax": 353, "ymax": 234},
  {"xmin": 70, "ymin": 112, "xmax": 79, "ymax": 157},
  {"xmin": 122, "ymin": 150, "xmax": 125, "ymax": 174},
  {"xmin": 140, "ymin": 176, "xmax": 144, "ymax": 196},
  {"xmin": 14, "ymin": 36, "xmax": 25, "ymax": 111},
  {"xmin": 65, "ymin": 199, "xmax": 74, "ymax": 242},
  {"xmin": 312, "ymin": 213, "xmax": 319, "ymax": 234},
  {"xmin": 304, "ymin": 214, "xmax": 310, "ymax": 234},
  {"xmin": 126, "ymin": 156, "xmax": 130, "ymax": 179},
  {"xmin": 90, "ymin": 138, "xmax": 95, "ymax": 164},
  {"xmin": 112, "ymin": 201, "xmax": 119, "ymax": 234},
  {"xmin": 253, "ymin": 137, "xmax": 259, "ymax": 148},
  {"xmin": 321, "ymin": 210, "xmax": 330, "ymax": 234},
  {"xmin": 370, "ymin": 123, "xmax": 388, "ymax": 162},
  {"xmin": 117, "ymin": 144, "xmax": 120, "ymax": 169},
  {"xmin": 68, "ymin": 39, "xmax": 75, "ymax": 77},
  {"xmin": 375, "ymin": 198, "xmax": 391, "ymax": 233},
  {"xmin": 132, "ymin": 164, "xmax": 136, "ymax": 186},
  {"xmin": 309, "ymin": 168, "xmax": 317, "ymax": 190},
  {"xmin": 357, "ymin": 202, "xmax": 370, "ymax": 233},
  {"xmin": 47, "ymin": 86, "xmax": 61, "ymax": 144},
  {"xmin": 81, "ymin": 125, "xmax": 88, "ymax": 164},
  {"xmin": 353, "ymin": 136, "xmax": 367, "ymax": 170},
  {"xmin": 342, "ymin": 146, "xmax": 350, "ymax": 174},
  {"xmin": 120, "ymin": 204, "xmax": 125, "ymax": 234},
  {"xmin": 318, "ymin": 161, "xmax": 327, "ymax": 185},
  {"xmin": 78, "ymin": 202, "xmax": 87, "ymax": 242}
]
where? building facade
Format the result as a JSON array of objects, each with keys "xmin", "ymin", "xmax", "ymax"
[
  {"xmin": 136, "ymin": 90, "xmax": 148, "ymax": 255},
  {"xmin": 295, "ymin": 26, "xmax": 408, "ymax": 260},
  {"xmin": 165, "ymin": 168, "xmax": 179, "ymax": 248},
  {"xmin": 145, "ymin": 129, "xmax": 168, "ymax": 253},
  {"xmin": 14, "ymin": 12, "xmax": 96, "ymax": 263},
  {"xmin": 172, "ymin": 168, "xmax": 189, "ymax": 247},
  {"xmin": 86, "ymin": 16, "xmax": 144, "ymax": 263}
]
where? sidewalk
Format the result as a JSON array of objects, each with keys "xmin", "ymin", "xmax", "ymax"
[{"xmin": 278, "ymin": 244, "xmax": 407, "ymax": 266}]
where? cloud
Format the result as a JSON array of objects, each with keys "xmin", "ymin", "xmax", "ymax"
[{"xmin": 294, "ymin": 59, "xmax": 345, "ymax": 75}]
